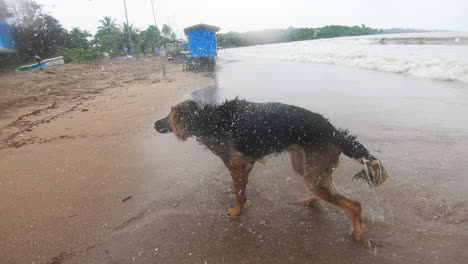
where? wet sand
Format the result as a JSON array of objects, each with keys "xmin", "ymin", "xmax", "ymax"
[{"xmin": 1, "ymin": 57, "xmax": 467, "ymax": 263}]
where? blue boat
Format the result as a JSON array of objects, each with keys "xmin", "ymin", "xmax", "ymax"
[
  {"xmin": 17, "ymin": 62, "xmax": 46, "ymax": 71},
  {"xmin": 183, "ymin": 23, "xmax": 220, "ymax": 71},
  {"xmin": 17, "ymin": 56, "xmax": 64, "ymax": 71}
]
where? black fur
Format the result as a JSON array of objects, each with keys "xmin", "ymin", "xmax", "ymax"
[{"xmin": 155, "ymin": 98, "xmax": 376, "ymax": 161}]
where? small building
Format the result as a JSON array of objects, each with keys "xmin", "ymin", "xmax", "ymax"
[
  {"xmin": 0, "ymin": 20, "xmax": 15, "ymax": 53},
  {"xmin": 180, "ymin": 41, "xmax": 189, "ymax": 51},
  {"xmin": 184, "ymin": 23, "xmax": 220, "ymax": 58},
  {"xmin": 165, "ymin": 42, "xmax": 177, "ymax": 55}
]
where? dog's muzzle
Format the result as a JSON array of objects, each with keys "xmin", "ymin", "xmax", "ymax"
[{"xmin": 154, "ymin": 116, "xmax": 172, "ymax": 133}]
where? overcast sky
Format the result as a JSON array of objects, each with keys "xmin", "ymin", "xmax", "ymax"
[{"xmin": 36, "ymin": 0, "xmax": 468, "ymax": 36}]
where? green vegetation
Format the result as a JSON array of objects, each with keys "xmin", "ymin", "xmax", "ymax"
[
  {"xmin": 57, "ymin": 48, "xmax": 103, "ymax": 63},
  {"xmin": 0, "ymin": 0, "xmax": 177, "ymax": 70},
  {"xmin": 217, "ymin": 25, "xmax": 428, "ymax": 48},
  {"xmin": 0, "ymin": 0, "xmax": 431, "ymax": 69},
  {"xmin": 68, "ymin": 28, "xmax": 92, "ymax": 50}
]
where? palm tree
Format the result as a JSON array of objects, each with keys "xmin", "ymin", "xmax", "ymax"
[
  {"xmin": 98, "ymin": 16, "xmax": 118, "ymax": 35},
  {"xmin": 119, "ymin": 23, "xmax": 139, "ymax": 52},
  {"xmin": 161, "ymin": 24, "xmax": 172, "ymax": 38},
  {"xmin": 119, "ymin": 22, "xmax": 139, "ymax": 39},
  {"xmin": 141, "ymin": 25, "xmax": 161, "ymax": 50},
  {"xmin": 70, "ymin": 28, "xmax": 91, "ymax": 38},
  {"xmin": 68, "ymin": 27, "xmax": 92, "ymax": 49}
]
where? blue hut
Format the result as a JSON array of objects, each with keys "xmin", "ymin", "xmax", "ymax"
[
  {"xmin": 183, "ymin": 23, "xmax": 220, "ymax": 71},
  {"xmin": 184, "ymin": 23, "xmax": 220, "ymax": 57}
]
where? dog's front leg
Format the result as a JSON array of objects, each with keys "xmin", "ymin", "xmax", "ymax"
[{"xmin": 223, "ymin": 151, "xmax": 255, "ymax": 216}]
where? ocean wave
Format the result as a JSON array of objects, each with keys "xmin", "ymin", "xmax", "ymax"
[{"xmin": 220, "ymin": 32, "xmax": 468, "ymax": 84}]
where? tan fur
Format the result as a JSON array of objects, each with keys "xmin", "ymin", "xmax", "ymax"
[
  {"xmin": 169, "ymin": 111, "xmax": 189, "ymax": 141},
  {"xmin": 223, "ymin": 151, "xmax": 256, "ymax": 216},
  {"xmin": 288, "ymin": 145, "xmax": 364, "ymax": 240},
  {"xmin": 301, "ymin": 146, "xmax": 364, "ymax": 240},
  {"xmin": 303, "ymin": 146, "xmax": 341, "ymax": 193},
  {"xmin": 288, "ymin": 144, "xmax": 306, "ymax": 176}
]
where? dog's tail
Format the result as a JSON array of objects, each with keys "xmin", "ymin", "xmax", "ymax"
[{"xmin": 335, "ymin": 129, "xmax": 389, "ymax": 186}]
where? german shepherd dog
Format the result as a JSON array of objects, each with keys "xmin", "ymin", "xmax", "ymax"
[{"xmin": 154, "ymin": 99, "xmax": 388, "ymax": 241}]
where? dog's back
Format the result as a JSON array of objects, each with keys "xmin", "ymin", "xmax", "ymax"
[{"xmin": 216, "ymin": 99, "xmax": 338, "ymax": 158}]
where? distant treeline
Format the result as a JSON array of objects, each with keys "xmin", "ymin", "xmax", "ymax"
[
  {"xmin": 217, "ymin": 25, "xmax": 430, "ymax": 48},
  {"xmin": 1, "ymin": 0, "xmax": 435, "ymax": 70},
  {"xmin": 0, "ymin": 0, "xmax": 176, "ymax": 71}
]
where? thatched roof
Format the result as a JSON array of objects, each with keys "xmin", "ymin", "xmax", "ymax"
[{"xmin": 184, "ymin": 24, "xmax": 220, "ymax": 36}]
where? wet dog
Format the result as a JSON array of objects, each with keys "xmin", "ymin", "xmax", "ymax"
[{"xmin": 154, "ymin": 98, "xmax": 388, "ymax": 241}]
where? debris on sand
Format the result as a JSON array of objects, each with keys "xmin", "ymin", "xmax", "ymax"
[
  {"xmin": 122, "ymin": 196, "xmax": 132, "ymax": 203},
  {"xmin": 48, "ymin": 251, "xmax": 75, "ymax": 264}
]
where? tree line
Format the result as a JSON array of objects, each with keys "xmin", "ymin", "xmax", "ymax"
[
  {"xmin": 1, "ymin": 0, "xmax": 432, "ymax": 69},
  {"xmin": 217, "ymin": 25, "xmax": 429, "ymax": 48},
  {"xmin": 0, "ymin": 0, "xmax": 176, "ymax": 70}
]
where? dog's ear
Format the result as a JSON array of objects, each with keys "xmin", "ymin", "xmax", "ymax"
[{"xmin": 181, "ymin": 100, "xmax": 202, "ymax": 114}]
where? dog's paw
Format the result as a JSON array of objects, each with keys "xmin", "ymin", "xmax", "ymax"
[
  {"xmin": 298, "ymin": 197, "xmax": 319, "ymax": 207},
  {"xmin": 225, "ymin": 206, "xmax": 242, "ymax": 216},
  {"xmin": 352, "ymin": 232, "xmax": 371, "ymax": 248}
]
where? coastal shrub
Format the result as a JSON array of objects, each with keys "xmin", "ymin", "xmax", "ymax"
[{"xmin": 56, "ymin": 48, "xmax": 103, "ymax": 63}]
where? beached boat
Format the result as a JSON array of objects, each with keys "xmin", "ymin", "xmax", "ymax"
[{"xmin": 17, "ymin": 56, "xmax": 65, "ymax": 71}]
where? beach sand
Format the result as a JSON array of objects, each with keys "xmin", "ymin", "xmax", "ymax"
[
  {"xmin": 0, "ymin": 57, "xmax": 467, "ymax": 264},
  {"xmin": 0, "ymin": 57, "xmax": 216, "ymax": 263}
]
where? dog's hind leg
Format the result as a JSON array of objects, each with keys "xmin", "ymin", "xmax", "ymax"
[
  {"xmin": 223, "ymin": 151, "xmax": 255, "ymax": 216},
  {"xmin": 289, "ymin": 145, "xmax": 319, "ymax": 207},
  {"xmin": 303, "ymin": 146, "xmax": 364, "ymax": 241}
]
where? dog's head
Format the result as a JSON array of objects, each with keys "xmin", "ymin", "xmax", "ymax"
[{"xmin": 154, "ymin": 100, "xmax": 202, "ymax": 141}]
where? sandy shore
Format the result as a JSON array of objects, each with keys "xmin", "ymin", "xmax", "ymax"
[
  {"xmin": 0, "ymin": 57, "xmax": 212, "ymax": 148},
  {"xmin": 1, "ymin": 57, "xmax": 467, "ymax": 264},
  {"xmin": 0, "ymin": 58, "xmax": 215, "ymax": 263}
]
